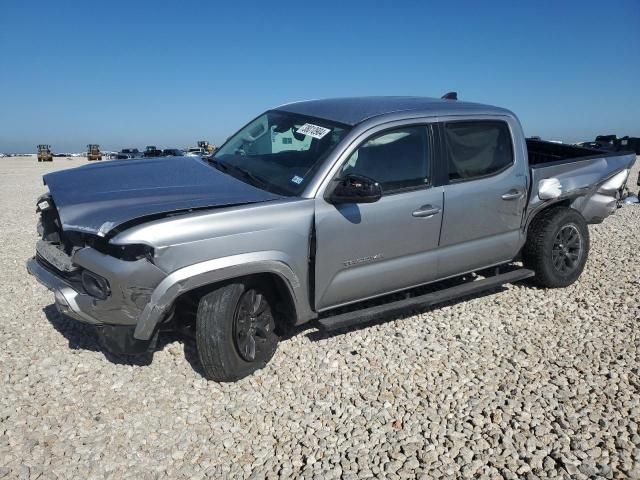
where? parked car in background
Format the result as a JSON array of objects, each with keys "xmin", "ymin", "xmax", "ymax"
[
  {"xmin": 116, "ymin": 148, "xmax": 141, "ymax": 160},
  {"xmin": 595, "ymin": 135, "xmax": 617, "ymax": 146},
  {"xmin": 576, "ymin": 141, "xmax": 603, "ymax": 149},
  {"xmin": 595, "ymin": 135, "xmax": 620, "ymax": 151},
  {"xmin": 143, "ymin": 146, "xmax": 163, "ymax": 158},
  {"xmin": 581, "ymin": 135, "xmax": 640, "ymax": 154},
  {"xmin": 184, "ymin": 147, "xmax": 206, "ymax": 156},
  {"xmin": 26, "ymin": 96, "xmax": 636, "ymax": 382},
  {"xmin": 162, "ymin": 148, "xmax": 184, "ymax": 157},
  {"xmin": 618, "ymin": 136, "xmax": 640, "ymax": 155}
]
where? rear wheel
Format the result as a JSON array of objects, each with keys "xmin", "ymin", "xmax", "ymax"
[
  {"xmin": 196, "ymin": 280, "xmax": 279, "ymax": 382},
  {"xmin": 523, "ymin": 207, "xmax": 589, "ymax": 288}
]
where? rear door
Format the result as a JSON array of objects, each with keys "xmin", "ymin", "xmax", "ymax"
[
  {"xmin": 437, "ymin": 118, "xmax": 528, "ymax": 277},
  {"xmin": 314, "ymin": 123, "xmax": 443, "ymax": 310}
]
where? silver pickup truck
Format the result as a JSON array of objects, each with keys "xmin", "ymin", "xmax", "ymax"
[{"xmin": 27, "ymin": 96, "xmax": 636, "ymax": 381}]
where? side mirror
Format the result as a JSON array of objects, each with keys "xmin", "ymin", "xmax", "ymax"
[{"xmin": 327, "ymin": 174, "xmax": 382, "ymax": 204}]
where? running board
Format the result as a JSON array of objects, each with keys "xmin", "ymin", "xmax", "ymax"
[{"xmin": 317, "ymin": 268, "xmax": 534, "ymax": 332}]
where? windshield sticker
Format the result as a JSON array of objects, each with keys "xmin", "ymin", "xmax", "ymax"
[
  {"xmin": 296, "ymin": 123, "xmax": 331, "ymax": 139},
  {"xmin": 291, "ymin": 175, "xmax": 304, "ymax": 185}
]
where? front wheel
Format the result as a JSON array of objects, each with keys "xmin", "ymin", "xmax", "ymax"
[
  {"xmin": 196, "ymin": 280, "xmax": 279, "ymax": 382},
  {"xmin": 523, "ymin": 207, "xmax": 590, "ymax": 288}
]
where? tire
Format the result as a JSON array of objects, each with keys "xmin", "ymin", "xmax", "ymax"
[
  {"xmin": 196, "ymin": 280, "xmax": 279, "ymax": 382},
  {"xmin": 523, "ymin": 207, "xmax": 589, "ymax": 288}
]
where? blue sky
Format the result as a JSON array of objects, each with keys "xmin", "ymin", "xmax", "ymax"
[{"xmin": 1, "ymin": 0, "xmax": 638, "ymax": 152}]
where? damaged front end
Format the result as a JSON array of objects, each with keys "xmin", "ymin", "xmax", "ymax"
[
  {"xmin": 27, "ymin": 194, "xmax": 168, "ymax": 355},
  {"xmin": 28, "ymin": 155, "xmax": 285, "ymax": 355}
]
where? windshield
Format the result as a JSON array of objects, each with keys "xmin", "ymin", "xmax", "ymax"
[{"xmin": 213, "ymin": 111, "xmax": 350, "ymax": 196}]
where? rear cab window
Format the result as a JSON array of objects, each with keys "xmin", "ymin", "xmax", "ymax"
[{"xmin": 444, "ymin": 120, "xmax": 514, "ymax": 182}]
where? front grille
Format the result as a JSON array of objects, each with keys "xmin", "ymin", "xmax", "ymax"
[{"xmin": 36, "ymin": 239, "xmax": 76, "ymax": 273}]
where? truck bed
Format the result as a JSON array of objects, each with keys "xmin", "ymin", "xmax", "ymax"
[
  {"xmin": 525, "ymin": 139, "xmax": 636, "ymax": 225},
  {"xmin": 526, "ymin": 139, "xmax": 613, "ymax": 167}
]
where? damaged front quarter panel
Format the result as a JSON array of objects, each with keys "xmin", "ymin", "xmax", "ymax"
[{"xmin": 70, "ymin": 247, "xmax": 168, "ymax": 326}]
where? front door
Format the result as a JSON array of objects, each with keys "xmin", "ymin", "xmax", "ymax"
[{"xmin": 314, "ymin": 125, "xmax": 443, "ymax": 311}]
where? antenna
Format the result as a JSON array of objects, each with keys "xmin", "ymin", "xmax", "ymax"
[{"xmin": 441, "ymin": 91, "xmax": 458, "ymax": 100}]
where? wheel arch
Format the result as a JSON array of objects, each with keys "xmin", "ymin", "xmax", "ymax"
[
  {"xmin": 524, "ymin": 199, "xmax": 573, "ymax": 234},
  {"xmin": 134, "ymin": 254, "xmax": 313, "ymax": 341},
  {"xmin": 183, "ymin": 272, "xmax": 298, "ymax": 326}
]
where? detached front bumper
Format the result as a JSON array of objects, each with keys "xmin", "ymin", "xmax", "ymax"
[
  {"xmin": 26, "ymin": 253, "xmax": 166, "ymax": 355},
  {"xmin": 27, "ymin": 257, "xmax": 101, "ymax": 325}
]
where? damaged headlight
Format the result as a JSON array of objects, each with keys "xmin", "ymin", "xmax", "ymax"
[{"xmin": 110, "ymin": 244, "xmax": 155, "ymax": 262}]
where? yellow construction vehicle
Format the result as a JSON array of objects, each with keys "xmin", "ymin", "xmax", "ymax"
[
  {"xmin": 37, "ymin": 145, "xmax": 53, "ymax": 162},
  {"xmin": 198, "ymin": 140, "xmax": 217, "ymax": 154},
  {"xmin": 87, "ymin": 144, "xmax": 102, "ymax": 161}
]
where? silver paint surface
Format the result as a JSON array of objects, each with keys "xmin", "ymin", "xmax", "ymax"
[
  {"xmin": 29, "ymin": 97, "xmax": 637, "ymax": 339},
  {"xmin": 28, "ymin": 247, "xmax": 167, "ymax": 327},
  {"xmin": 436, "ymin": 114, "xmax": 529, "ymax": 277},
  {"xmin": 275, "ymin": 96, "xmax": 511, "ymax": 126},
  {"xmin": 43, "ymin": 155, "xmax": 281, "ymax": 236},
  {"xmin": 528, "ymin": 152, "xmax": 636, "ymax": 225}
]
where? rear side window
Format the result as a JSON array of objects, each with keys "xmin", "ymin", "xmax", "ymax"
[{"xmin": 444, "ymin": 121, "xmax": 513, "ymax": 181}]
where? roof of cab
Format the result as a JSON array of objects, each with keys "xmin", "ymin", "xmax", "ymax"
[{"xmin": 274, "ymin": 96, "xmax": 512, "ymax": 126}]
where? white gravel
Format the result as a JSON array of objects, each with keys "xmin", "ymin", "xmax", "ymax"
[{"xmin": 1, "ymin": 156, "xmax": 639, "ymax": 479}]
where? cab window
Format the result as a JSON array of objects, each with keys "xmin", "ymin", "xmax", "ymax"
[
  {"xmin": 444, "ymin": 121, "xmax": 513, "ymax": 181},
  {"xmin": 341, "ymin": 126, "xmax": 429, "ymax": 193}
]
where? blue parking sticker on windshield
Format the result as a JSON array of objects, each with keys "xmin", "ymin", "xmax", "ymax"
[{"xmin": 291, "ymin": 175, "xmax": 304, "ymax": 185}]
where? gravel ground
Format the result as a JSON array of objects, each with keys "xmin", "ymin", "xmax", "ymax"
[{"xmin": 1, "ymin": 156, "xmax": 639, "ymax": 479}]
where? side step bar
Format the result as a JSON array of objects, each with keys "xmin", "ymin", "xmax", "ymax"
[{"xmin": 317, "ymin": 268, "xmax": 534, "ymax": 332}]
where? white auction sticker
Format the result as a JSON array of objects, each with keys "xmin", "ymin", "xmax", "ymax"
[{"xmin": 296, "ymin": 123, "xmax": 331, "ymax": 139}]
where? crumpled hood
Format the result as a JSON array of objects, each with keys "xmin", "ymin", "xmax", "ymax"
[{"xmin": 43, "ymin": 156, "xmax": 281, "ymax": 236}]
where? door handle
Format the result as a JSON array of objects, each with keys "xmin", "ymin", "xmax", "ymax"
[
  {"xmin": 412, "ymin": 205, "xmax": 441, "ymax": 218},
  {"xmin": 501, "ymin": 189, "xmax": 524, "ymax": 201}
]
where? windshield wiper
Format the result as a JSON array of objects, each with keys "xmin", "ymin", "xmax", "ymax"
[
  {"xmin": 206, "ymin": 157, "xmax": 289, "ymax": 195},
  {"xmin": 204, "ymin": 157, "xmax": 229, "ymax": 172},
  {"xmin": 225, "ymin": 164, "xmax": 271, "ymax": 190}
]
